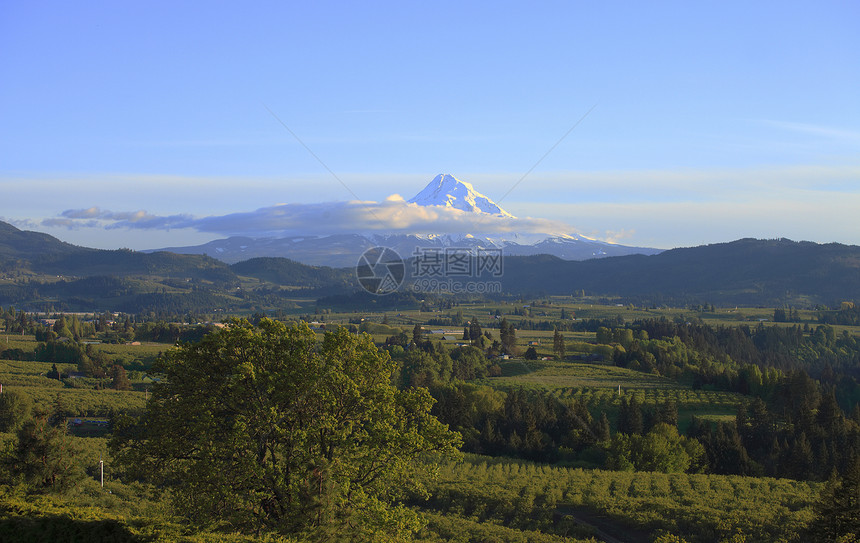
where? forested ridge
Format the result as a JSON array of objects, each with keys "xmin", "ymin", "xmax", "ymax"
[{"xmin": 3, "ymin": 220, "xmax": 860, "ymax": 312}]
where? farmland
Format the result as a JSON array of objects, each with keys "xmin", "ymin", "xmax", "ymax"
[{"xmin": 1, "ymin": 300, "xmax": 859, "ymax": 541}]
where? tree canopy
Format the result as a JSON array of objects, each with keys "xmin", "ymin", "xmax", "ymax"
[{"xmin": 112, "ymin": 319, "xmax": 460, "ymax": 540}]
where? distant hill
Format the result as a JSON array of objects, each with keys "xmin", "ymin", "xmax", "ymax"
[
  {"xmin": 229, "ymin": 257, "xmax": 353, "ymax": 288},
  {"xmin": 149, "ymin": 232, "xmax": 660, "ymax": 267},
  {"xmin": 0, "ymin": 220, "xmax": 97, "ymax": 265},
  {"xmin": 0, "ymin": 221, "xmax": 352, "ymax": 313},
  {"xmin": 1, "ymin": 221, "xmax": 857, "ymax": 311},
  {"xmin": 497, "ymin": 238, "xmax": 860, "ymax": 306},
  {"xmin": 0, "ymin": 220, "xmax": 230, "ymax": 282}
]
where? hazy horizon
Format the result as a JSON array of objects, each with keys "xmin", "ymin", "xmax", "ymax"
[{"xmin": 2, "ymin": 2, "xmax": 858, "ymax": 251}]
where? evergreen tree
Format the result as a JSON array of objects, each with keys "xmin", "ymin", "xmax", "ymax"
[
  {"xmin": 111, "ymin": 364, "xmax": 132, "ymax": 391},
  {"xmin": 0, "ymin": 390, "xmax": 32, "ymax": 433},
  {"xmin": 469, "ymin": 319, "xmax": 483, "ymax": 347},
  {"xmin": 707, "ymin": 422, "xmax": 756, "ymax": 476},
  {"xmin": 807, "ymin": 458, "xmax": 860, "ymax": 541},
  {"xmin": 594, "ymin": 412, "xmax": 611, "ymax": 442},
  {"xmin": 618, "ymin": 396, "xmax": 644, "ymax": 435},
  {"xmin": 655, "ymin": 400, "xmax": 679, "ymax": 429},
  {"xmin": 499, "ymin": 319, "xmax": 516, "ymax": 354},
  {"xmin": 788, "ymin": 432, "xmax": 815, "ymax": 480},
  {"xmin": 50, "ymin": 393, "xmax": 72, "ymax": 427},
  {"xmin": 2, "ymin": 409, "xmax": 83, "ymax": 493},
  {"xmin": 553, "ymin": 329, "xmax": 566, "ymax": 359}
]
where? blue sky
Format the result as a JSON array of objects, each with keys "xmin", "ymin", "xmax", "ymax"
[{"xmin": 2, "ymin": 1, "xmax": 858, "ymax": 250}]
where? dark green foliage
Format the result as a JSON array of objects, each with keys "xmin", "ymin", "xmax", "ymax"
[
  {"xmin": 618, "ymin": 396, "xmax": 644, "ymax": 436},
  {"xmin": 433, "ymin": 385, "xmax": 597, "ymax": 463},
  {"xmin": 468, "ymin": 319, "xmax": 484, "ymax": 348},
  {"xmin": 499, "ymin": 318, "xmax": 517, "ymax": 355},
  {"xmin": 34, "ymin": 341, "xmax": 86, "ymax": 366},
  {"xmin": 0, "ymin": 514, "xmax": 139, "ymax": 543},
  {"xmin": 606, "ymin": 423, "xmax": 705, "ymax": 473},
  {"xmin": 112, "ymin": 319, "xmax": 460, "ymax": 538},
  {"xmin": 46, "ymin": 363, "xmax": 61, "ymax": 380},
  {"xmin": 2, "ymin": 410, "xmax": 84, "ymax": 493},
  {"xmin": 552, "ymin": 329, "xmax": 565, "ymax": 359},
  {"xmin": 110, "ymin": 365, "xmax": 131, "ymax": 391},
  {"xmin": 653, "ymin": 400, "xmax": 679, "ymax": 429},
  {"xmin": 690, "ymin": 375, "xmax": 860, "ymax": 481},
  {"xmin": 450, "ymin": 346, "xmax": 490, "ymax": 381},
  {"xmin": 133, "ymin": 321, "xmax": 217, "ymax": 343},
  {"xmin": 807, "ymin": 458, "xmax": 860, "ymax": 541},
  {"xmin": 820, "ymin": 302, "xmax": 860, "ymax": 325},
  {"xmin": 114, "ymin": 291, "xmax": 234, "ymax": 315},
  {"xmin": 0, "ymin": 390, "xmax": 32, "ymax": 432},
  {"xmin": 594, "ymin": 412, "xmax": 611, "ymax": 442}
]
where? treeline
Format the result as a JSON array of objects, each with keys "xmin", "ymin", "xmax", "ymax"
[
  {"xmin": 690, "ymin": 374, "xmax": 860, "ymax": 481},
  {"xmin": 819, "ymin": 302, "xmax": 860, "ymax": 325},
  {"xmin": 432, "ymin": 385, "xmax": 601, "ymax": 463},
  {"xmin": 605, "ymin": 318, "xmax": 860, "ymax": 407},
  {"xmin": 431, "ymin": 383, "xmax": 707, "ymax": 474},
  {"xmin": 131, "ymin": 321, "xmax": 218, "ymax": 344},
  {"xmin": 428, "ymin": 376, "xmax": 860, "ymax": 482}
]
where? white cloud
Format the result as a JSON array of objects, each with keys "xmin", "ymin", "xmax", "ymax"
[{"xmin": 45, "ymin": 199, "xmax": 575, "ymax": 238}]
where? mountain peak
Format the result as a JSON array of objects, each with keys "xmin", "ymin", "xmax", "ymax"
[{"xmin": 407, "ymin": 174, "xmax": 514, "ymax": 218}]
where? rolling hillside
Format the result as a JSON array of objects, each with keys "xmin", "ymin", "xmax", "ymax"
[
  {"xmin": 1, "ymin": 221, "xmax": 858, "ymax": 311},
  {"xmin": 497, "ymin": 238, "xmax": 860, "ymax": 306}
]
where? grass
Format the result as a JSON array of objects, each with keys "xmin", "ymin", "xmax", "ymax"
[{"xmin": 485, "ymin": 360, "xmax": 680, "ymax": 391}]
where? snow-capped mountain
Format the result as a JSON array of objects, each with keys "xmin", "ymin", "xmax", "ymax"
[
  {"xmin": 148, "ymin": 174, "xmax": 661, "ymax": 266},
  {"xmin": 408, "ymin": 174, "xmax": 515, "ymax": 218}
]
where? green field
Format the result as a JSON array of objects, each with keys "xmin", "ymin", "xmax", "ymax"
[{"xmin": 0, "ymin": 358, "xmax": 147, "ymax": 416}]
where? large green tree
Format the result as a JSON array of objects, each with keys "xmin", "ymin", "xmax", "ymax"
[{"xmin": 112, "ymin": 319, "xmax": 460, "ymax": 540}]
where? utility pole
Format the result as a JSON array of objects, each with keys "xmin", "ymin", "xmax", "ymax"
[{"xmin": 99, "ymin": 455, "xmax": 104, "ymax": 488}]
